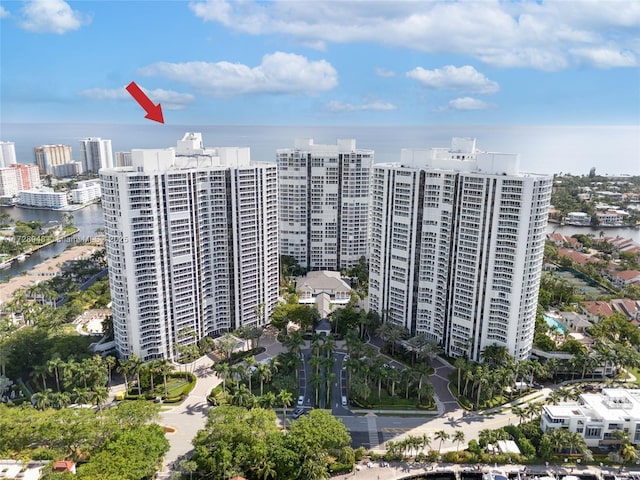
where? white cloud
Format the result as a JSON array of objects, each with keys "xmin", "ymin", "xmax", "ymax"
[
  {"xmin": 375, "ymin": 68, "xmax": 396, "ymax": 78},
  {"xmin": 139, "ymin": 52, "xmax": 338, "ymax": 96},
  {"xmin": 446, "ymin": 97, "xmax": 493, "ymax": 111},
  {"xmin": 187, "ymin": 0, "xmax": 640, "ymax": 70},
  {"xmin": 0, "ymin": 6, "xmax": 10, "ymax": 18},
  {"xmin": 406, "ymin": 65, "xmax": 499, "ymax": 94},
  {"xmin": 79, "ymin": 86, "xmax": 195, "ymax": 110},
  {"xmin": 570, "ymin": 48, "xmax": 638, "ymax": 68},
  {"xmin": 20, "ymin": 0, "xmax": 90, "ymax": 34},
  {"xmin": 327, "ymin": 100, "xmax": 396, "ymax": 112}
]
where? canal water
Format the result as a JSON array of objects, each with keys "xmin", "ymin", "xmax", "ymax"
[{"xmin": 0, "ymin": 203, "xmax": 104, "ymax": 281}]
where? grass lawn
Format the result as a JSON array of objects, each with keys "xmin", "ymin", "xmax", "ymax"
[
  {"xmin": 365, "ymin": 389, "xmax": 433, "ymax": 410},
  {"xmin": 165, "ymin": 378, "xmax": 191, "ymax": 398}
]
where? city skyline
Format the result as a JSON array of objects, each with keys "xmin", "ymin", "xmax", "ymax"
[{"xmin": 1, "ymin": 0, "xmax": 638, "ymax": 126}]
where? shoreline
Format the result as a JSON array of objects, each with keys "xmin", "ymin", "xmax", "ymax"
[
  {"xmin": 0, "ymin": 228, "xmax": 80, "ymax": 269},
  {"xmin": 15, "ymin": 199, "xmax": 100, "ymax": 212}
]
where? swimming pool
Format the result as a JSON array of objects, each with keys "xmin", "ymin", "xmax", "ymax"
[{"xmin": 543, "ymin": 314, "xmax": 567, "ymax": 333}]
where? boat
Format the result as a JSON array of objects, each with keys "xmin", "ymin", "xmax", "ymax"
[
  {"xmin": 16, "ymin": 254, "xmax": 27, "ymax": 262},
  {"xmin": 483, "ymin": 467, "xmax": 509, "ymax": 480},
  {"xmin": 0, "ymin": 260, "xmax": 12, "ymax": 270}
]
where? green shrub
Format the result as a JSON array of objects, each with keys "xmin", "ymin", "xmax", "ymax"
[
  {"xmin": 354, "ymin": 447, "xmax": 366, "ymax": 462},
  {"xmin": 328, "ymin": 462, "xmax": 352, "ymax": 474}
]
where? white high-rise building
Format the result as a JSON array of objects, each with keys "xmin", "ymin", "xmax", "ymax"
[
  {"xmin": 369, "ymin": 138, "xmax": 552, "ymax": 362},
  {"xmin": 114, "ymin": 151, "xmax": 132, "ymax": 167},
  {"xmin": 0, "ymin": 142, "xmax": 17, "ymax": 167},
  {"xmin": 100, "ymin": 133, "xmax": 279, "ymax": 361},
  {"xmin": 80, "ymin": 137, "xmax": 113, "ymax": 173},
  {"xmin": 277, "ymin": 139, "xmax": 373, "ymax": 270}
]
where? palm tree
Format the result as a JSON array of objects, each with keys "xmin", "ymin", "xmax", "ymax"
[
  {"xmin": 257, "ymin": 459, "xmax": 277, "ymax": 480},
  {"xmin": 453, "ymin": 430, "xmax": 465, "ymax": 452},
  {"xmin": 32, "ymin": 388, "xmax": 53, "ymax": 409},
  {"xmin": 454, "ymin": 357, "xmax": 467, "ymax": 390},
  {"xmin": 421, "ymin": 433, "xmax": 432, "ymax": 454},
  {"xmin": 94, "ymin": 386, "xmax": 109, "ymax": 411},
  {"xmin": 127, "ymin": 354, "xmax": 143, "ymax": 394},
  {"xmin": 104, "ymin": 355, "xmax": 116, "ymax": 389},
  {"xmin": 47, "ymin": 355, "xmax": 65, "ymax": 392},
  {"xmin": 146, "ymin": 360, "xmax": 160, "ymax": 393},
  {"xmin": 402, "ymin": 367, "xmax": 420, "ymax": 399},
  {"xmin": 256, "ymin": 363, "xmax": 272, "ymax": 396},
  {"xmin": 258, "ymin": 391, "xmax": 277, "ymax": 409},
  {"xmin": 231, "ymin": 384, "xmax": 254, "ymax": 408},
  {"xmin": 434, "ymin": 430, "xmax": 450, "ymax": 453},
  {"xmin": 278, "ymin": 390, "xmax": 293, "ymax": 429},
  {"xmin": 245, "ymin": 356, "xmax": 257, "ymax": 392},
  {"xmin": 621, "ymin": 444, "xmax": 638, "ymax": 463},
  {"xmin": 158, "ymin": 359, "xmax": 174, "ymax": 398},
  {"xmin": 32, "ymin": 364, "xmax": 48, "ymax": 391},
  {"xmin": 212, "ymin": 361, "xmax": 230, "ymax": 392},
  {"xmin": 117, "ymin": 358, "xmax": 132, "ymax": 394},
  {"xmin": 285, "ymin": 329, "xmax": 305, "ymax": 357},
  {"xmin": 512, "ymin": 405, "xmax": 528, "ymax": 425},
  {"xmin": 50, "ymin": 391, "xmax": 70, "ymax": 409}
]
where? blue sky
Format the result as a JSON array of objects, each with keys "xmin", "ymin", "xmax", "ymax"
[{"xmin": 1, "ymin": 0, "xmax": 639, "ymax": 125}]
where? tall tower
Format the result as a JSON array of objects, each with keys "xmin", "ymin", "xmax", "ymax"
[
  {"xmin": 369, "ymin": 138, "xmax": 552, "ymax": 361},
  {"xmin": 277, "ymin": 139, "xmax": 373, "ymax": 270},
  {"xmin": 100, "ymin": 133, "xmax": 279, "ymax": 361},
  {"xmin": 0, "ymin": 142, "xmax": 17, "ymax": 167},
  {"xmin": 34, "ymin": 144, "xmax": 72, "ymax": 175},
  {"xmin": 80, "ymin": 137, "xmax": 113, "ymax": 173}
]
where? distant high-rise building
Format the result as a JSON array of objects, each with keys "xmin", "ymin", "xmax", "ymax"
[
  {"xmin": 80, "ymin": 137, "xmax": 113, "ymax": 173},
  {"xmin": 0, "ymin": 142, "xmax": 17, "ymax": 167},
  {"xmin": 277, "ymin": 138, "xmax": 373, "ymax": 271},
  {"xmin": 34, "ymin": 144, "xmax": 72, "ymax": 176},
  {"xmin": 100, "ymin": 133, "xmax": 279, "ymax": 361},
  {"xmin": 0, "ymin": 169, "xmax": 19, "ymax": 196},
  {"xmin": 0, "ymin": 164, "xmax": 42, "ymax": 197},
  {"xmin": 114, "ymin": 151, "xmax": 132, "ymax": 167},
  {"xmin": 11, "ymin": 164, "xmax": 41, "ymax": 190},
  {"xmin": 369, "ymin": 138, "xmax": 552, "ymax": 362}
]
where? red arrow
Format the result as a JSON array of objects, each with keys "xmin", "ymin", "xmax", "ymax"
[{"xmin": 125, "ymin": 81, "xmax": 164, "ymax": 124}]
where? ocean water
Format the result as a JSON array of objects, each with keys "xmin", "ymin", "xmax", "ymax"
[{"xmin": 2, "ymin": 123, "xmax": 639, "ymax": 176}]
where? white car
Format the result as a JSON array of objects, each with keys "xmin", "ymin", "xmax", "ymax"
[
  {"xmin": 297, "ymin": 395, "xmax": 304, "ymax": 406},
  {"xmin": 341, "ymin": 396, "xmax": 347, "ymax": 406}
]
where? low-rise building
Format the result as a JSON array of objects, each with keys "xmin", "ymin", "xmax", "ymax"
[
  {"xmin": 565, "ymin": 212, "xmax": 590, "ymax": 226},
  {"xmin": 18, "ymin": 187, "xmax": 68, "ymax": 209},
  {"xmin": 71, "ymin": 180, "xmax": 101, "ymax": 204},
  {"xmin": 296, "ymin": 271, "xmax": 352, "ymax": 317},
  {"xmin": 608, "ymin": 270, "xmax": 640, "ymax": 288},
  {"xmin": 541, "ymin": 388, "xmax": 640, "ymax": 447},
  {"xmin": 52, "ymin": 161, "xmax": 83, "ymax": 178}
]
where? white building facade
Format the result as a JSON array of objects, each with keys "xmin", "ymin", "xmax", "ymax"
[
  {"xmin": 71, "ymin": 180, "xmax": 101, "ymax": 204},
  {"xmin": 100, "ymin": 133, "xmax": 279, "ymax": 361},
  {"xmin": 541, "ymin": 389, "xmax": 640, "ymax": 447},
  {"xmin": 18, "ymin": 187, "xmax": 68, "ymax": 209},
  {"xmin": 369, "ymin": 138, "xmax": 552, "ymax": 361},
  {"xmin": 80, "ymin": 137, "xmax": 113, "ymax": 173},
  {"xmin": 0, "ymin": 168, "xmax": 19, "ymax": 196},
  {"xmin": 0, "ymin": 142, "xmax": 17, "ymax": 167},
  {"xmin": 277, "ymin": 139, "xmax": 373, "ymax": 270}
]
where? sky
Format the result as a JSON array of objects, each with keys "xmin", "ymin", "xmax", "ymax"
[{"xmin": 0, "ymin": 0, "xmax": 639, "ymax": 126}]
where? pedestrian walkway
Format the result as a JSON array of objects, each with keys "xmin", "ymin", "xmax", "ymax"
[{"xmin": 366, "ymin": 414, "xmax": 380, "ymax": 449}]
